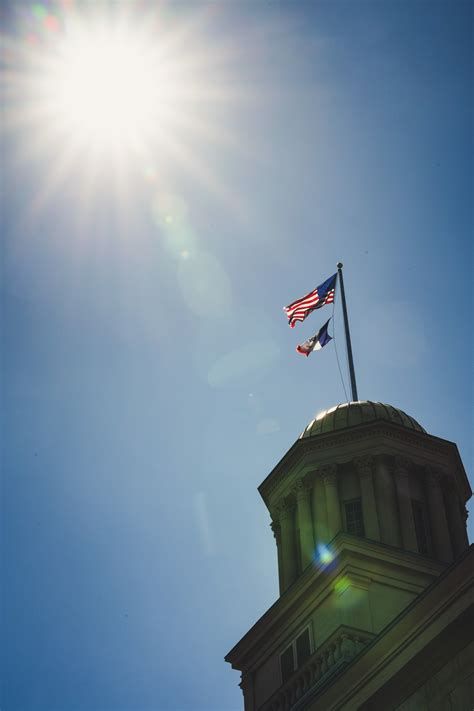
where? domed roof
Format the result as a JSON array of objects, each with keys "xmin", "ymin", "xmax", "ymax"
[{"xmin": 300, "ymin": 401, "xmax": 425, "ymax": 439}]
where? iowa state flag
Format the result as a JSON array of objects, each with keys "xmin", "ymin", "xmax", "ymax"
[
  {"xmin": 296, "ymin": 318, "xmax": 333, "ymax": 357},
  {"xmin": 283, "ymin": 273, "xmax": 336, "ymax": 328}
]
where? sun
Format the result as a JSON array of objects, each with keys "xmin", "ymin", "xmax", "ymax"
[
  {"xmin": 3, "ymin": 3, "xmax": 242, "ymax": 207},
  {"xmin": 19, "ymin": 11, "xmax": 194, "ymax": 159},
  {"xmin": 49, "ymin": 29, "xmax": 160, "ymax": 148}
]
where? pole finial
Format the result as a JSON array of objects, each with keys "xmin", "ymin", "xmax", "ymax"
[{"xmin": 337, "ymin": 262, "xmax": 343, "ymax": 269}]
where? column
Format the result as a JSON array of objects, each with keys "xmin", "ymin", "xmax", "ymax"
[
  {"xmin": 322, "ymin": 464, "xmax": 342, "ymax": 540},
  {"xmin": 374, "ymin": 455, "xmax": 401, "ymax": 547},
  {"xmin": 294, "ymin": 478, "xmax": 314, "ymax": 570},
  {"xmin": 392, "ymin": 456, "xmax": 418, "ymax": 553},
  {"xmin": 355, "ymin": 455, "xmax": 380, "ymax": 541},
  {"xmin": 463, "ymin": 507, "xmax": 470, "ymax": 546},
  {"xmin": 425, "ymin": 467, "xmax": 453, "ymax": 563},
  {"xmin": 239, "ymin": 672, "xmax": 254, "ymax": 711},
  {"xmin": 270, "ymin": 519, "xmax": 284, "ymax": 595},
  {"xmin": 276, "ymin": 498, "xmax": 297, "ymax": 591},
  {"xmin": 312, "ymin": 474, "xmax": 328, "ymax": 547},
  {"xmin": 444, "ymin": 485, "xmax": 468, "ymax": 558}
]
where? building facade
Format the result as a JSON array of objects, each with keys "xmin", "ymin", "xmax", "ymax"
[{"xmin": 225, "ymin": 401, "xmax": 473, "ymax": 710}]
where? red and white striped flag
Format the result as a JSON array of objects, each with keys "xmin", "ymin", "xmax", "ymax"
[{"xmin": 283, "ymin": 273, "xmax": 337, "ymax": 328}]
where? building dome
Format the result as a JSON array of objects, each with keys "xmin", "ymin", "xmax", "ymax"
[{"xmin": 300, "ymin": 401, "xmax": 425, "ymax": 439}]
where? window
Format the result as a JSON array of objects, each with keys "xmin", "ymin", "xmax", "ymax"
[
  {"xmin": 344, "ymin": 498, "xmax": 365, "ymax": 537},
  {"xmin": 412, "ymin": 499, "xmax": 428, "ymax": 554},
  {"xmin": 280, "ymin": 627, "xmax": 312, "ymax": 684}
]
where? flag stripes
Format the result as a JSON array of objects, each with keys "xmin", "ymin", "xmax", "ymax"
[{"xmin": 283, "ymin": 273, "xmax": 337, "ymax": 328}]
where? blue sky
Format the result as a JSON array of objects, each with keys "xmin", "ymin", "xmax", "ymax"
[{"xmin": 1, "ymin": 1, "xmax": 472, "ymax": 709}]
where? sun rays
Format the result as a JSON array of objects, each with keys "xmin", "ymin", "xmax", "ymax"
[{"xmin": 2, "ymin": 2, "xmax": 245, "ymax": 214}]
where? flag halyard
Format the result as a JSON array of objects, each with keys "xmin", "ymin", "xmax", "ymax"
[{"xmin": 283, "ymin": 273, "xmax": 337, "ymax": 328}]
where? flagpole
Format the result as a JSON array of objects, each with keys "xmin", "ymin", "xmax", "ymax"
[{"xmin": 336, "ymin": 262, "xmax": 358, "ymax": 402}]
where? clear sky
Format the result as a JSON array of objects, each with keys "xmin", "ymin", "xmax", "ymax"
[{"xmin": 1, "ymin": 1, "xmax": 472, "ymax": 709}]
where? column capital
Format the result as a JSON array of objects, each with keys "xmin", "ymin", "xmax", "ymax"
[
  {"xmin": 392, "ymin": 455, "xmax": 411, "ymax": 477},
  {"xmin": 321, "ymin": 463, "xmax": 338, "ymax": 486},
  {"xmin": 239, "ymin": 672, "xmax": 253, "ymax": 700},
  {"xmin": 424, "ymin": 465, "xmax": 446, "ymax": 488},
  {"xmin": 293, "ymin": 477, "xmax": 312, "ymax": 500},
  {"xmin": 354, "ymin": 455, "xmax": 374, "ymax": 477},
  {"xmin": 275, "ymin": 498, "xmax": 295, "ymax": 520},
  {"xmin": 306, "ymin": 469, "xmax": 319, "ymax": 485},
  {"xmin": 270, "ymin": 519, "xmax": 281, "ymax": 543}
]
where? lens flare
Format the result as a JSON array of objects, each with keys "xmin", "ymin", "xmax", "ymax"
[
  {"xmin": 151, "ymin": 192, "xmax": 197, "ymax": 259},
  {"xmin": 178, "ymin": 252, "xmax": 232, "ymax": 319},
  {"xmin": 315, "ymin": 543, "xmax": 334, "ymax": 567},
  {"xmin": 334, "ymin": 576, "xmax": 351, "ymax": 595}
]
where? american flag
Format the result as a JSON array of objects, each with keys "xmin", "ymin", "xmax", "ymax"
[{"xmin": 283, "ymin": 273, "xmax": 337, "ymax": 328}]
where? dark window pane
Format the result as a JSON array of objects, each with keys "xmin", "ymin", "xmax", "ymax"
[
  {"xmin": 296, "ymin": 629, "xmax": 311, "ymax": 668},
  {"xmin": 412, "ymin": 499, "xmax": 428, "ymax": 554},
  {"xmin": 281, "ymin": 645, "xmax": 295, "ymax": 684},
  {"xmin": 344, "ymin": 499, "xmax": 365, "ymax": 537}
]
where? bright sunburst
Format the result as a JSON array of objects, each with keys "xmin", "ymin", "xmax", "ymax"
[
  {"xmin": 44, "ymin": 25, "xmax": 164, "ymax": 149},
  {"xmin": 3, "ymin": 2, "xmax": 241, "ymax": 208}
]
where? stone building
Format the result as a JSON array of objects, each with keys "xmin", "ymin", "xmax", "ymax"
[{"xmin": 225, "ymin": 401, "xmax": 473, "ymax": 710}]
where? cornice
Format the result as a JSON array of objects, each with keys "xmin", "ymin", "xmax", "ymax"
[
  {"xmin": 306, "ymin": 545, "xmax": 474, "ymax": 711},
  {"xmin": 258, "ymin": 422, "xmax": 470, "ymax": 506},
  {"xmin": 224, "ymin": 533, "xmax": 444, "ymax": 672}
]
